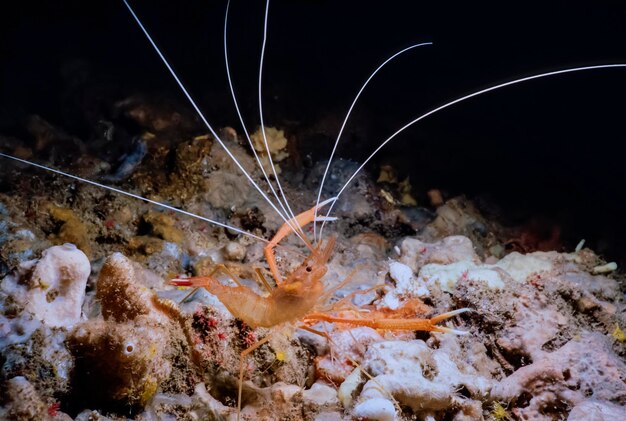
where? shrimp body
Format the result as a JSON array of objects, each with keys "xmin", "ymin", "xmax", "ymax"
[{"xmin": 171, "ymin": 236, "xmax": 335, "ymax": 328}]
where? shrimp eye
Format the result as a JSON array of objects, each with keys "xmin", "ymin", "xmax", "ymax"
[{"xmin": 305, "ymin": 266, "xmax": 312, "ymax": 272}]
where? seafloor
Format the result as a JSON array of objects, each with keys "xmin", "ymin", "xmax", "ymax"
[{"xmin": 1, "ymin": 96, "xmax": 626, "ymax": 421}]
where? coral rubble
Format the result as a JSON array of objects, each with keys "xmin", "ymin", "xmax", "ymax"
[{"xmin": 1, "ymin": 110, "xmax": 625, "ymax": 420}]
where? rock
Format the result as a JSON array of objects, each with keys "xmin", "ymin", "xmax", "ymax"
[
  {"xmin": 66, "ymin": 253, "xmax": 177, "ymax": 409},
  {"xmin": 24, "ymin": 244, "xmax": 90, "ymax": 328},
  {"xmin": 399, "ymin": 235, "xmax": 479, "ymax": 272},
  {"xmin": 568, "ymin": 399, "xmax": 626, "ymax": 420},
  {"xmin": 47, "ymin": 206, "xmax": 93, "ymax": 257},
  {"xmin": 0, "ymin": 376, "xmax": 48, "ymax": 421},
  {"xmin": 353, "ymin": 397, "xmax": 396, "ymax": 421},
  {"xmin": 493, "ymin": 332, "xmax": 626, "ymax": 419},
  {"xmin": 356, "ymin": 339, "xmax": 493, "ymax": 414},
  {"xmin": 380, "ymin": 261, "xmax": 430, "ymax": 309},
  {"xmin": 224, "ymin": 241, "xmax": 246, "ymax": 261}
]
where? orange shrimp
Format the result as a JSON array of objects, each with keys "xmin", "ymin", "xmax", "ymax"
[
  {"xmin": 171, "ymin": 199, "xmax": 468, "ymax": 331},
  {"xmin": 170, "ymin": 234, "xmax": 334, "ymax": 328},
  {"xmin": 170, "ymin": 199, "xmax": 337, "ymax": 328},
  {"xmin": 170, "ymin": 203, "xmax": 470, "ymax": 419}
]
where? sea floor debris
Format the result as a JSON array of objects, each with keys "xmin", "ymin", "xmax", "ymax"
[{"xmin": 1, "ymin": 103, "xmax": 626, "ymax": 420}]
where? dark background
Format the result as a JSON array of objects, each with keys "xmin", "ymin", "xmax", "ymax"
[{"xmin": 1, "ymin": 0, "xmax": 626, "ymax": 260}]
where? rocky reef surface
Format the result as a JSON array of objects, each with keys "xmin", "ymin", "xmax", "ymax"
[{"xmin": 1, "ymin": 99, "xmax": 626, "ymax": 420}]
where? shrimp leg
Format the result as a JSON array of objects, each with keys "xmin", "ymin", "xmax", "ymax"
[{"xmin": 238, "ymin": 334, "xmax": 272, "ymax": 421}]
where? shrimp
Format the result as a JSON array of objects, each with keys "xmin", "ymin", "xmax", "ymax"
[
  {"xmin": 169, "ymin": 199, "xmax": 467, "ymax": 331},
  {"xmin": 169, "ymin": 200, "xmax": 469, "ymax": 420},
  {"xmin": 169, "ymin": 202, "xmax": 337, "ymax": 328}
]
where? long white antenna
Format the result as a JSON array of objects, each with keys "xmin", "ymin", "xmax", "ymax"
[
  {"xmin": 224, "ymin": 0, "xmax": 279, "ymax": 213},
  {"xmin": 257, "ymin": 0, "xmax": 306, "ymax": 240},
  {"xmin": 224, "ymin": 0, "xmax": 307, "ymax": 245},
  {"xmin": 122, "ymin": 0, "xmax": 303, "ymax": 242},
  {"xmin": 0, "ymin": 152, "xmax": 267, "ymax": 242},
  {"xmin": 319, "ymin": 63, "xmax": 626, "ymax": 238},
  {"xmin": 313, "ymin": 42, "xmax": 432, "ymax": 242}
]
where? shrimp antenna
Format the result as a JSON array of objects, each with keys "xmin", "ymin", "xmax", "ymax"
[
  {"xmin": 224, "ymin": 0, "xmax": 306, "ymax": 243},
  {"xmin": 0, "ymin": 152, "xmax": 267, "ymax": 243},
  {"xmin": 319, "ymin": 63, "xmax": 626, "ymax": 238},
  {"xmin": 256, "ymin": 0, "xmax": 306, "ymax": 240},
  {"xmin": 313, "ymin": 42, "xmax": 433, "ymax": 242},
  {"xmin": 122, "ymin": 0, "xmax": 311, "ymax": 249}
]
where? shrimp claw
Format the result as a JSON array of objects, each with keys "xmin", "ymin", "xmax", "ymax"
[
  {"xmin": 305, "ymin": 307, "xmax": 472, "ymax": 335},
  {"xmin": 264, "ymin": 197, "xmax": 337, "ymax": 284}
]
